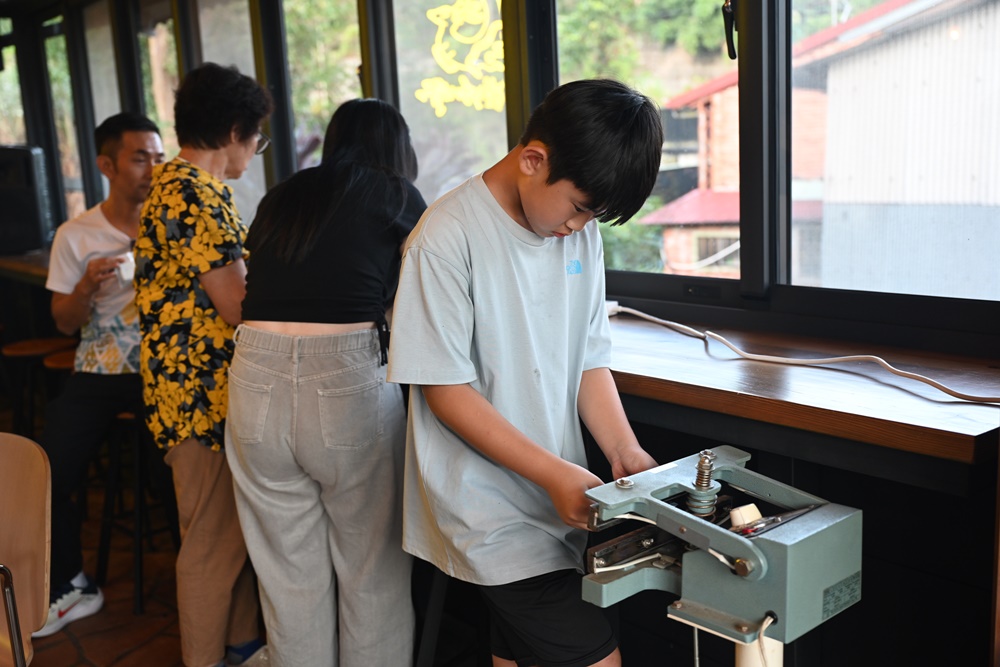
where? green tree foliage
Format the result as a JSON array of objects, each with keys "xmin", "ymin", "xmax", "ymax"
[
  {"xmin": 282, "ymin": 0, "xmax": 362, "ymax": 167},
  {"xmin": 601, "ymin": 196, "xmax": 667, "ymax": 272},
  {"xmin": 0, "ymin": 20, "xmax": 27, "ymax": 144},
  {"xmin": 791, "ymin": 0, "xmax": 883, "ymax": 43},
  {"xmin": 558, "ymin": 0, "xmax": 726, "ymax": 84},
  {"xmin": 637, "ymin": 0, "xmax": 726, "ymax": 56}
]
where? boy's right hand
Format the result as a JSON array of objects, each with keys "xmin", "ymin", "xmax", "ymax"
[{"xmin": 545, "ymin": 461, "xmax": 605, "ymax": 530}]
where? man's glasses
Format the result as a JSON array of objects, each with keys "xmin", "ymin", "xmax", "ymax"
[{"xmin": 255, "ymin": 131, "xmax": 271, "ymax": 155}]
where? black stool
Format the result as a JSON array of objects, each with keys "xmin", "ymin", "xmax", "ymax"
[
  {"xmin": 415, "ymin": 562, "xmax": 492, "ymax": 667},
  {"xmin": 1, "ymin": 336, "xmax": 77, "ymax": 437},
  {"xmin": 95, "ymin": 411, "xmax": 180, "ymax": 614},
  {"xmin": 42, "ymin": 347, "xmax": 77, "ymax": 396}
]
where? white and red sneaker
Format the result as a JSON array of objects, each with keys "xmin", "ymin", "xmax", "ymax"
[{"xmin": 32, "ymin": 574, "xmax": 104, "ymax": 638}]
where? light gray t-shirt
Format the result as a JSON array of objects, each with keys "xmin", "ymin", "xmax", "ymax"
[
  {"xmin": 387, "ymin": 173, "xmax": 612, "ymax": 586},
  {"xmin": 46, "ymin": 204, "xmax": 140, "ymax": 374}
]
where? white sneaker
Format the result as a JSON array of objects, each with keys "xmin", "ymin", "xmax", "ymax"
[
  {"xmin": 239, "ymin": 646, "xmax": 269, "ymax": 666},
  {"xmin": 31, "ymin": 575, "xmax": 104, "ymax": 638},
  {"xmin": 226, "ymin": 643, "xmax": 269, "ymax": 665}
]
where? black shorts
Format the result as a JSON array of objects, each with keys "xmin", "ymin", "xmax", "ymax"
[{"xmin": 478, "ymin": 569, "xmax": 618, "ymax": 667}]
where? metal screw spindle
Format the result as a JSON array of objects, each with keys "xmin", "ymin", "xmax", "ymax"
[
  {"xmin": 687, "ymin": 449, "xmax": 719, "ymax": 518},
  {"xmin": 694, "ymin": 450, "xmax": 716, "ymax": 488}
]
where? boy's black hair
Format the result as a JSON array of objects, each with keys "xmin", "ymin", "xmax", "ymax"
[
  {"xmin": 94, "ymin": 112, "xmax": 159, "ymax": 158},
  {"xmin": 519, "ymin": 79, "xmax": 663, "ymax": 225},
  {"xmin": 174, "ymin": 62, "xmax": 274, "ymax": 149},
  {"xmin": 247, "ymin": 98, "xmax": 417, "ymax": 264}
]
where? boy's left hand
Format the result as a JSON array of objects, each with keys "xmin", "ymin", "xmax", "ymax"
[{"xmin": 609, "ymin": 446, "xmax": 658, "ymax": 482}]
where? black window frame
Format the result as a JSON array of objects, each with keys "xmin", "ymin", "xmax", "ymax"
[
  {"xmin": 4, "ymin": 0, "xmax": 998, "ymax": 359},
  {"xmin": 587, "ymin": 0, "xmax": 1000, "ymax": 358}
]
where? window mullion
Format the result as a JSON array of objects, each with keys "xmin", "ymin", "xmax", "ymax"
[{"xmin": 738, "ymin": 0, "xmax": 775, "ymax": 298}]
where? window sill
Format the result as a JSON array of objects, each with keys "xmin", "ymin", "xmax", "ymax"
[{"xmin": 609, "ymin": 314, "xmax": 1000, "ymax": 464}]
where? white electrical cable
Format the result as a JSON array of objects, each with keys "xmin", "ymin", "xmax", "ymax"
[
  {"xmin": 615, "ymin": 512, "xmax": 658, "ymax": 525},
  {"xmin": 611, "ymin": 305, "xmax": 1000, "ymax": 404},
  {"xmin": 758, "ymin": 613, "xmax": 775, "ymax": 667},
  {"xmin": 707, "ymin": 548, "xmax": 737, "ymax": 571}
]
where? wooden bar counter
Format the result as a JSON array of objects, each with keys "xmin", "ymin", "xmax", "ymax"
[
  {"xmin": 0, "ymin": 250, "xmax": 52, "ymax": 340},
  {"xmin": 0, "ymin": 250, "xmax": 49, "ymax": 287},
  {"xmin": 608, "ymin": 314, "xmax": 1000, "ymax": 664}
]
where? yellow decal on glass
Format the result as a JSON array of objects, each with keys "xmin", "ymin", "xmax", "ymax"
[{"xmin": 416, "ymin": 0, "xmax": 505, "ymax": 117}]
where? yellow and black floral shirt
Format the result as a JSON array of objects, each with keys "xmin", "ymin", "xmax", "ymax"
[{"xmin": 134, "ymin": 157, "xmax": 248, "ymax": 451}]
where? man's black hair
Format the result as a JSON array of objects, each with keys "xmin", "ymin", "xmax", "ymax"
[
  {"xmin": 94, "ymin": 111, "xmax": 160, "ymax": 158},
  {"xmin": 520, "ymin": 79, "xmax": 663, "ymax": 225},
  {"xmin": 174, "ymin": 62, "xmax": 274, "ymax": 149}
]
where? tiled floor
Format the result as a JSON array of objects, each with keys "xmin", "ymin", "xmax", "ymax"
[
  {"xmin": 0, "ymin": 386, "xmax": 181, "ymax": 667},
  {"xmin": 29, "ymin": 450, "xmax": 184, "ymax": 667},
  {"xmin": 3, "ymin": 396, "xmax": 483, "ymax": 667}
]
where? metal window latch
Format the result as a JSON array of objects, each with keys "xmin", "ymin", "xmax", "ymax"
[{"xmin": 722, "ymin": 0, "xmax": 737, "ymax": 60}]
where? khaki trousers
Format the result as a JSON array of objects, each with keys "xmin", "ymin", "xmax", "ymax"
[{"xmin": 165, "ymin": 438, "xmax": 260, "ymax": 667}]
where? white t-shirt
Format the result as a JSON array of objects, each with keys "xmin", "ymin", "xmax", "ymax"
[
  {"xmin": 387, "ymin": 174, "xmax": 612, "ymax": 586},
  {"xmin": 46, "ymin": 204, "xmax": 140, "ymax": 374}
]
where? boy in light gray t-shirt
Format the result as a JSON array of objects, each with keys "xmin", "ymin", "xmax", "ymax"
[{"xmin": 388, "ymin": 79, "xmax": 663, "ymax": 667}]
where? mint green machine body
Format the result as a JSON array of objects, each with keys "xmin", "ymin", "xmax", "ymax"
[{"xmin": 582, "ymin": 445, "xmax": 862, "ymax": 645}]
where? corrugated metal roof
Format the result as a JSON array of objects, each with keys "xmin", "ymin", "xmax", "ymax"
[{"xmin": 664, "ymin": 0, "xmax": 973, "ymax": 108}]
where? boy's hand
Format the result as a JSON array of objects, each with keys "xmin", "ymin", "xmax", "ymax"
[
  {"xmin": 609, "ymin": 446, "xmax": 658, "ymax": 482},
  {"xmin": 546, "ymin": 461, "xmax": 605, "ymax": 530}
]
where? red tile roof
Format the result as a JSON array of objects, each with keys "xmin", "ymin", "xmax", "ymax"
[{"xmin": 640, "ymin": 188, "xmax": 823, "ymax": 226}]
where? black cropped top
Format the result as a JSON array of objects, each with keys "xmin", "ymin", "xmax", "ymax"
[{"xmin": 241, "ymin": 179, "xmax": 426, "ymax": 327}]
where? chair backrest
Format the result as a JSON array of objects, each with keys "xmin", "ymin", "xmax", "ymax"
[{"xmin": 0, "ymin": 433, "xmax": 51, "ymax": 667}]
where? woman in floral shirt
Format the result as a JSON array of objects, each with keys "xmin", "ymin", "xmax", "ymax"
[{"xmin": 134, "ymin": 62, "xmax": 272, "ymax": 667}]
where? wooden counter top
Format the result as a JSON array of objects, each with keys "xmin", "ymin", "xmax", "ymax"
[
  {"xmin": 0, "ymin": 250, "xmax": 49, "ymax": 286},
  {"xmin": 609, "ymin": 315, "xmax": 999, "ymax": 464}
]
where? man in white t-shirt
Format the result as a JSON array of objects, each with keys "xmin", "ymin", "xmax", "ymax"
[{"xmin": 34, "ymin": 112, "xmax": 165, "ymax": 638}]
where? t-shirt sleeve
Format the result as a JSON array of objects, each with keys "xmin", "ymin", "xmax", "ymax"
[
  {"xmin": 45, "ymin": 225, "xmax": 82, "ymax": 295},
  {"xmin": 582, "ymin": 232, "xmax": 613, "ymax": 371},
  {"xmin": 387, "ymin": 244, "xmax": 478, "ymax": 386}
]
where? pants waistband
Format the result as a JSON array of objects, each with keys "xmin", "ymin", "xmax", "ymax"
[{"xmin": 234, "ymin": 324, "xmax": 380, "ymax": 356}]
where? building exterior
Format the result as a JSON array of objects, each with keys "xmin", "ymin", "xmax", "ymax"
[{"xmin": 642, "ymin": 0, "xmax": 999, "ymax": 300}]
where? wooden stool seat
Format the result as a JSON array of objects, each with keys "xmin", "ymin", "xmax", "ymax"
[
  {"xmin": 42, "ymin": 348, "xmax": 77, "ymax": 371},
  {"xmin": 1, "ymin": 336, "xmax": 76, "ymax": 359}
]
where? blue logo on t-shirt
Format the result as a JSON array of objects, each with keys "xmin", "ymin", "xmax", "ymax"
[{"xmin": 566, "ymin": 259, "xmax": 582, "ymax": 275}]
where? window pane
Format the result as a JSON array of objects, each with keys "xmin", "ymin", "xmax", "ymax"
[
  {"xmin": 84, "ymin": 0, "xmax": 121, "ymax": 200},
  {"xmin": 44, "ymin": 19, "xmax": 86, "ymax": 220},
  {"xmin": 283, "ymin": 0, "xmax": 363, "ymax": 171},
  {"xmin": 556, "ymin": 0, "xmax": 738, "ymax": 277},
  {"xmin": 138, "ymin": 1, "xmax": 179, "ymax": 158},
  {"xmin": 196, "ymin": 0, "xmax": 267, "ymax": 222},
  {"xmin": 789, "ymin": 0, "xmax": 999, "ymax": 301},
  {"xmin": 394, "ymin": 0, "xmax": 507, "ymax": 202},
  {"xmin": 0, "ymin": 19, "xmax": 26, "ymax": 144},
  {"xmin": 84, "ymin": 1, "xmax": 120, "ymax": 128}
]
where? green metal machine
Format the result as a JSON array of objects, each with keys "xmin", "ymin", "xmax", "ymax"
[{"xmin": 583, "ymin": 445, "xmax": 862, "ymax": 664}]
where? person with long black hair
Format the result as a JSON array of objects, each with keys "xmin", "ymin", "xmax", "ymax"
[{"xmin": 225, "ymin": 98, "xmax": 426, "ymax": 667}]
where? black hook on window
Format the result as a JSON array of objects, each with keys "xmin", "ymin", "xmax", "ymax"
[{"xmin": 722, "ymin": 0, "xmax": 737, "ymax": 60}]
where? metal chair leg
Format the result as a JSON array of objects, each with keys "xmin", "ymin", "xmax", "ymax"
[{"xmin": 0, "ymin": 564, "xmax": 27, "ymax": 667}]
